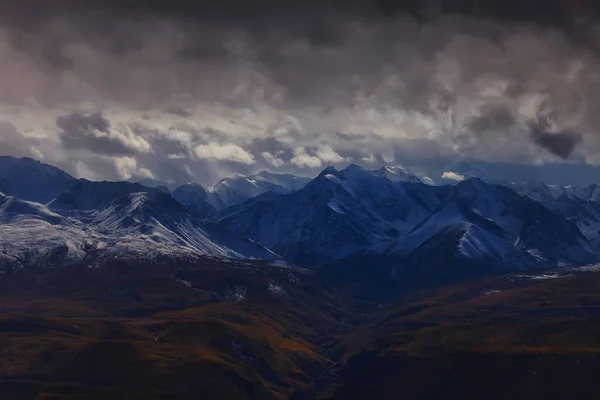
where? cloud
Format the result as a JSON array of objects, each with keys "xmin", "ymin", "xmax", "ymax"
[
  {"xmin": 441, "ymin": 171, "xmax": 466, "ymax": 182},
  {"xmin": 57, "ymin": 112, "xmax": 152, "ymax": 156},
  {"xmin": 194, "ymin": 142, "xmax": 256, "ymax": 164},
  {"xmin": 529, "ymin": 120, "xmax": 583, "ymax": 158},
  {"xmin": 261, "ymin": 151, "xmax": 285, "ymax": 168},
  {"xmin": 420, "ymin": 176, "xmax": 436, "ymax": 185},
  {"xmin": 0, "ymin": 121, "xmax": 39, "ymax": 158},
  {"xmin": 2, "ymin": 3, "xmax": 600, "ymax": 184},
  {"xmin": 113, "ymin": 157, "xmax": 136, "ymax": 180},
  {"xmin": 291, "ymin": 147, "xmax": 322, "ymax": 168},
  {"xmin": 113, "ymin": 157, "xmax": 154, "ymax": 181},
  {"xmin": 315, "ymin": 145, "xmax": 347, "ymax": 164},
  {"xmin": 361, "ymin": 153, "xmax": 376, "ymax": 163}
]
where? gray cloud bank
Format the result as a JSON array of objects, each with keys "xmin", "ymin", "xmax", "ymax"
[{"xmin": 1, "ymin": 1, "xmax": 600, "ymax": 185}]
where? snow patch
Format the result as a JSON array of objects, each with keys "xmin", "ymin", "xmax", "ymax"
[
  {"xmin": 511, "ymin": 273, "xmax": 572, "ymax": 280},
  {"xmin": 268, "ymin": 281, "xmax": 288, "ymax": 297},
  {"xmin": 483, "ymin": 289, "xmax": 502, "ymax": 295}
]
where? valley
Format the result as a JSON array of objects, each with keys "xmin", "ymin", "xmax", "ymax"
[{"xmin": 2, "ymin": 260, "xmax": 600, "ymax": 399}]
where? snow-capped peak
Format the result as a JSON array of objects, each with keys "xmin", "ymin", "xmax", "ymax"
[
  {"xmin": 375, "ymin": 165, "xmax": 423, "ymax": 184},
  {"xmin": 251, "ymin": 170, "xmax": 311, "ymax": 191},
  {"xmin": 203, "ymin": 170, "xmax": 312, "ymax": 210}
]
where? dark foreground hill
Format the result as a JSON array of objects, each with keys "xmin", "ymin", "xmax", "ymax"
[
  {"xmin": 2, "ymin": 259, "xmax": 600, "ymax": 399},
  {"xmin": 331, "ymin": 269, "xmax": 600, "ymax": 400}
]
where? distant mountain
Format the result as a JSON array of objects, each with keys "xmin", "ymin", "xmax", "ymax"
[
  {"xmin": 220, "ymin": 168, "xmax": 596, "ymax": 273},
  {"xmin": 1, "ymin": 157, "xmax": 599, "ymax": 289},
  {"xmin": 379, "ymin": 179, "xmax": 595, "ymax": 266},
  {"xmin": 322, "ymin": 179, "xmax": 598, "ymax": 296},
  {"xmin": 373, "ymin": 165, "xmax": 424, "ymax": 183},
  {"xmin": 498, "ymin": 180, "xmax": 600, "ymax": 250},
  {"xmin": 0, "ymin": 156, "xmax": 77, "ymax": 203},
  {"xmin": 133, "ymin": 177, "xmax": 184, "ymax": 192},
  {"xmin": 500, "ymin": 180, "xmax": 600, "ymax": 203},
  {"xmin": 0, "ymin": 179, "xmax": 279, "ymax": 272},
  {"xmin": 252, "ymin": 170, "xmax": 312, "ymax": 191},
  {"xmin": 171, "ymin": 183, "xmax": 216, "ymax": 217},
  {"xmin": 205, "ymin": 170, "xmax": 312, "ymax": 210},
  {"xmin": 0, "ymin": 191, "xmax": 86, "ymax": 271},
  {"xmin": 217, "ymin": 164, "xmax": 443, "ymax": 264},
  {"xmin": 188, "ymin": 166, "xmax": 424, "ymax": 211}
]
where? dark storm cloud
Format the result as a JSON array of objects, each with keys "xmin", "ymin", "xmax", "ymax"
[
  {"xmin": 57, "ymin": 112, "xmax": 151, "ymax": 156},
  {"xmin": 2, "ymin": 0, "xmax": 600, "ymax": 184},
  {"xmin": 465, "ymin": 107, "xmax": 516, "ymax": 133},
  {"xmin": 2, "ymin": 0, "xmax": 596, "ymax": 25},
  {"xmin": 529, "ymin": 120, "xmax": 583, "ymax": 159}
]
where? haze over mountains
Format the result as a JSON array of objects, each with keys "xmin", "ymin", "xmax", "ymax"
[{"xmin": 2, "ymin": 155, "xmax": 600, "ymax": 289}]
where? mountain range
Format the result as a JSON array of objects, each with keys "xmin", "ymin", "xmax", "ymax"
[
  {"xmin": 144, "ymin": 169, "xmax": 312, "ymax": 212},
  {"xmin": 1, "ymin": 155, "xmax": 600, "ymax": 288},
  {"xmin": 5, "ymin": 155, "xmax": 600, "ymax": 399}
]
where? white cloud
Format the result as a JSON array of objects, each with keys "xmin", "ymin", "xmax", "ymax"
[
  {"xmin": 362, "ymin": 153, "xmax": 377, "ymax": 163},
  {"xmin": 137, "ymin": 168, "xmax": 154, "ymax": 179},
  {"xmin": 441, "ymin": 171, "xmax": 466, "ymax": 182},
  {"xmin": 194, "ymin": 142, "xmax": 256, "ymax": 164},
  {"xmin": 107, "ymin": 126, "xmax": 153, "ymax": 154},
  {"xmin": 382, "ymin": 151, "xmax": 395, "ymax": 164},
  {"xmin": 57, "ymin": 112, "xmax": 153, "ymax": 155},
  {"xmin": 261, "ymin": 151, "xmax": 285, "ymax": 168},
  {"xmin": 2, "ymin": 14, "xmax": 600, "ymax": 185},
  {"xmin": 30, "ymin": 147, "xmax": 44, "ymax": 160},
  {"xmin": 291, "ymin": 147, "xmax": 322, "ymax": 168},
  {"xmin": 113, "ymin": 156, "xmax": 154, "ymax": 180},
  {"xmin": 316, "ymin": 145, "xmax": 346, "ymax": 164},
  {"xmin": 74, "ymin": 160, "xmax": 99, "ymax": 181},
  {"xmin": 420, "ymin": 175, "xmax": 436, "ymax": 185}
]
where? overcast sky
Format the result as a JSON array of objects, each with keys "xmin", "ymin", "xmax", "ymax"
[{"xmin": 2, "ymin": 0, "xmax": 600, "ymax": 186}]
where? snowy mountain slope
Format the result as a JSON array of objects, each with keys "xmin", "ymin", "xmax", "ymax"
[
  {"xmin": 48, "ymin": 181, "xmax": 278, "ymax": 259},
  {"xmin": 0, "ymin": 192, "xmax": 87, "ymax": 271},
  {"xmin": 571, "ymin": 184, "xmax": 600, "ymax": 202},
  {"xmin": 252, "ymin": 170, "xmax": 312, "ymax": 191},
  {"xmin": 0, "ymin": 156, "xmax": 77, "ymax": 203},
  {"xmin": 322, "ymin": 180, "xmax": 597, "ymax": 295},
  {"xmin": 216, "ymin": 168, "xmax": 390, "ymax": 264},
  {"xmin": 2, "ymin": 156, "xmax": 599, "ymax": 280},
  {"xmin": 216, "ymin": 165, "xmax": 443, "ymax": 264},
  {"xmin": 550, "ymin": 196, "xmax": 600, "ymax": 249},
  {"xmin": 374, "ymin": 165, "xmax": 423, "ymax": 183},
  {"xmin": 499, "ymin": 180, "xmax": 600, "ymax": 250},
  {"xmin": 500, "ymin": 180, "xmax": 600, "ymax": 203},
  {"xmin": 330, "ymin": 222, "xmax": 539, "ymax": 296},
  {"xmin": 220, "ymin": 168, "xmax": 596, "ymax": 269},
  {"xmin": 327, "ymin": 164, "xmax": 443, "ymax": 235},
  {"xmin": 0, "ymin": 193, "xmax": 64, "ymax": 225},
  {"xmin": 206, "ymin": 171, "xmax": 311, "ymax": 210},
  {"xmin": 368, "ymin": 179, "xmax": 596, "ymax": 268},
  {"xmin": 171, "ymin": 183, "xmax": 216, "ymax": 217},
  {"xmin": 203, "ymin": 165, "xmax": 424, "ymax": 211},
  {"xmin": 400, "ymin": 222, "xmax": 538, "ymax": 277},
  {"xmin": 498, "ymin": 180, "xmax": 570, "ymax": 203},
  {"xmin": 0, "ymin": 179, "xmax": 280, "ymax": 272}
]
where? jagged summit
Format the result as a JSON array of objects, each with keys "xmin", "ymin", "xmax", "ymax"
[
  {"xmin": 0, "ymin": 156, "xmax": 77, "ymax": 204},
  {"xmin": 374, "ymin": 165, "xmax": 423, "ymax": 183}
]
